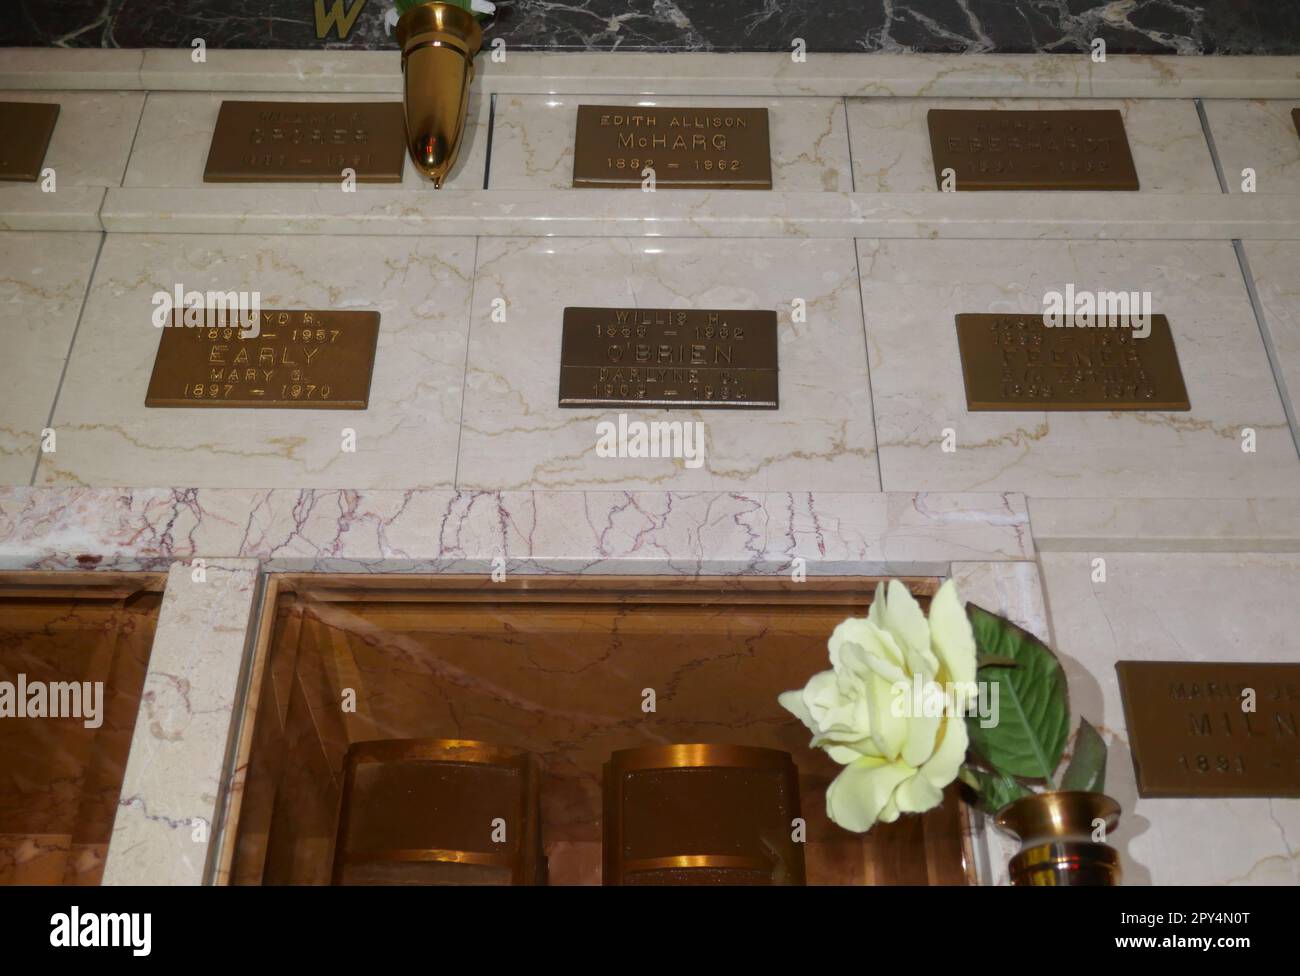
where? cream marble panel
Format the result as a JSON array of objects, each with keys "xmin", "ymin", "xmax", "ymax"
[
  {"xmin": 98, "ymin": 186, "xmax": 1300, "ymax": 240},
  {"xmin": 1039, "ymin": 551, "xmax": 1300, "ymax": 885},
  {"xmin": 102, "ymin": 559, "xmax": 259, "ymax": 885},
  {"xmin": 489, "ymin": 94, "xmax": 850, "ymax": 191},
  {"xmin": 846, "ymin": 97, "xmax": 1220, "ymax": 193},
  {"xmin": 1031, "ymin": 497, "xmax": 1300, "ymax": 553},
  {"xmin": 1204, "ymin": 100, "xmax": 1300, "ymax": 195},
  {"xmin": 36, "ymin": 234, "xmax": 475, "ymax": 489},
  {"xmin": 124, "ymin": 90, "xmax": 489, "ymax": 190},
  {"xmin": 0, "ymin": 91, "xmax": 144, "ymax": 186},
  {"xmin": 858, "ymin": 238, "xmax": 1300, "ymax": 498},
  {"xmin": 1243, "ymin": 241, "xmax": 1300, "ymax": 449},
  {"xmin": 0, "ymin": 231, "xmax": 101, "ymax": 486},
  {"xmin": 457, "ymin": 236, "xmax": 878, "ymax": 492}
]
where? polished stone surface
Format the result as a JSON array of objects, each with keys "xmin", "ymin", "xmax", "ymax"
[
  {"xmin": 1040, "ymin": 550, "xmax": 1300, "ymax": 885},
  {"xmin": 458, "ymin": 236, "xmax": 879, "ymax": 492},
  {"xmin": 847, "ymin": 97, "xmax": 1220, "ymax": 193},
  {"xmin": 490, "ymin": 94, "xmax": 850, "ymax": 191},
  {"xmin": 1244, "ymin": 240, "xmax": 1300, "ymax": 453},
  {"xmin": 1204, "ymin": 100, "xmax": 1300, "ymax": 196},
  {"xmin": 125, "ymin": 90, "xmax": 490, "ymax": 190},
  {"xmin": 5, "ymin": 1, "xmax": 1297, "ymax": 54},
  {"xmin": 0, "ymin": 231, "xmax": 101, "ymax": 486},
  {"xmin": 35, "ymin": 234, "xmax": 476, "ymax": 489},
  {"xmin": 858, "ymin": 238, "xmax": 1300, "ymax": 499}
]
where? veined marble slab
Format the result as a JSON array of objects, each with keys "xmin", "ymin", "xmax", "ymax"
[
  {"xmin": 858, "ymin": 238, "xmax": 1300, "ymax": 499},
  {"xmin": 0, "ymin": 488, "xmax": 1032, "ymax": 575},
  {"xmin": 0, "ymin": 91, "xmax": 144, "ymax": 227},
  {"xmin": 489, "ymin": 94, "xmax": 850, "ymax": 191},
  {"xmin": 35, "ymin": 234, "xmax": 476, "ymax": 489},
  {"xmin": 0, "ymin": 91, "xmax": 143, "ymax": 186},
  {"xmin": 1243, "ymin": 241, "xmax": 1300, "ymax": 454},
  {"xmin": 1031, "ymin": 497, "xmax": 1300, "ymax": 552},
  {"xmin": 1039, "ymin": 551, "xmax": 1300, "ymax": 885},
  {"xmin": 97, "ymin": 186, "xmax": 1300, "ymax": 240},
  {"xmin": 101, "ymin": 559, "xmax": 258, "ymax": 886},
  {"xmin": 5, "ymin": 50, "xmax": 1299, "ymax": 100},
  {"xmin": 458, "ymin": 236, "xmax": 878, "ymax": 493},
  {"xmin": 0, "ymin": 231, "xmax": 101, "ymax": 486},
  {"xmin": 1203, "ymin": 100, "xmax": 1300, "ymax": 195},
  {"xmin": 125, "ymin": 90, "xmax": 489, "ymax": 191},
  {"xmin": 846, "ymin": 97, "xmax": 1220, "ymax": 193}
]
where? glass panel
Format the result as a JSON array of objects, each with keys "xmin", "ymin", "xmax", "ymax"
[
  {"xmin": 0, "ymin": 574, "xmax": 164, "ymax": 886},
  {"xmin": 227, "ymin": 575, "xmax": 973, "ymax": 886}
]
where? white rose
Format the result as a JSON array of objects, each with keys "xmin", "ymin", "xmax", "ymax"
[{"xmin": 779, "ymin": 579, "xmax": 977, "ymax": 832}]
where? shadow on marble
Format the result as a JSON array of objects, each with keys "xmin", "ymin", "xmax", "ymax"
[{"xmin": 1039, "ymin": 550, "xmax": 1300, "ymax": 885}]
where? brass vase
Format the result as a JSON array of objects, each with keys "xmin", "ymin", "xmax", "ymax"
[
  {"xmin": 396, "ymin": 2, "xmax": 483, "ymax": 187},
  {"xmin": 995, "ymin": 791, "xmax": 1122, "ymax": 886}
]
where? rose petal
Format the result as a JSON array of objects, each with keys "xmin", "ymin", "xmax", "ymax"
[{"xmin": 825, "ymin": 757, "xmax": 915, "ymax": 833}]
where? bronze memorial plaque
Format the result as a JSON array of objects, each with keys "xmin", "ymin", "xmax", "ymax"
[
  {"xmin": 572, "ymin": 105, "xmax": 772, "ymax": 189},
  {"xmin": 203, "ymin": 100, "xmax": 406, "ymax": 183},
  {"xmin": 0, "ymin": 102, "xmax": 59, "ymax": 182},
  {"xmin": 558, "ymin": 307, "xmax": 778, "ymax": 409},
  {"xmin": 1116, "ymin": 661, "xmax": 1300, "ymax": 798},
  {"xmin": 955, "ymin": 313, "xmax": 1190, "ymax": 411},
  {"xmin": 145, "ymin": 309, "xmax": 380, "ymax": 408},
  {"xmin": 1293, "ymin": 107, "xmax": 1300, "ymax": 141},
  {"xmin": 927, "ymin": 109, "xmax": 1139, "ymax": 190}
]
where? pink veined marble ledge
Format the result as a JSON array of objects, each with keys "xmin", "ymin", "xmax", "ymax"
[{"xmin": 0, "ymin": 487, "xmax": 1032, "ymax": 574}]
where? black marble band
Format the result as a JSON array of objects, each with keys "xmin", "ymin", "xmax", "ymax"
[{"xmin": 3, "ymin": 0, "xmax": 1297, "ymax": 54}]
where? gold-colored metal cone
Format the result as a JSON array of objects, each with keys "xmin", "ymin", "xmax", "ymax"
[{"xmin": 397, "ymin": 2, "xmax": 483, "ymax": 187}]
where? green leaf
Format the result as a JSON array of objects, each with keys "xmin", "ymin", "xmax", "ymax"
[
  {"xmin": 960, "ymin": 765, "xmax": 1031, "ymax": 815},
  {"xmin": 1060, "ymin": 718, "xmax": 1108, "ymax": 793},
  {"xmin": 965, "ymin": 603, "xmax": 1070, "ymax": 786}
]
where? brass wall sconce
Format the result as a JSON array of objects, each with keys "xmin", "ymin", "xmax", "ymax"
[
  {"xmin": 332, "ymin": 738, "xmax": 546, "ymax": 885},
  {"xmin": 395, "ymin": 1, "xmax": 484, "ymax": 187},
  {"xmin": 603, "ymin": 744, "xmax": 807, "ymax": 885}
]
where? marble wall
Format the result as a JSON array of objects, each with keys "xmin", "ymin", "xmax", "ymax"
[{"xmin": 4, "ymin": 1, "xmax": 1297, "ymax": 55}]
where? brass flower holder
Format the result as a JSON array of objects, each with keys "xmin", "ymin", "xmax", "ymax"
[
  {"xmin": 396, "ymin": 2, "xmax": 483, "ymax": 187},
  {"xmin": 995, "ymin": 791, "xmax": 1121, "ymax": 886}
]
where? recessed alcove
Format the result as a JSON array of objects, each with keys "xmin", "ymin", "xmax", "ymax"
[
  {"xmin": 0, "ymin": 573, "xmax": 164, "ymax": 885},
  {"xmin": 223, "ymin": 575, "xmax": 975, "ymax": 885}
]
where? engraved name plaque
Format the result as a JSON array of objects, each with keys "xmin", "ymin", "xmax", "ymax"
[
  {"xmin": 927, "ymin": 109, "xmax": 1139, "ymax": 191},
  {"xmin": 955, "ymin": 313, "xmax": 1189, "ymax": 411},
  {"xmin": 1116, "ymin": 661, "xmax": 1300, "ymax": 798},
  {"xmin": 558, "ymin": 307, "xmax": 778, "ymax": 409},
  {"xmin": 203, "ymin": 101, "xmax": 406, "ymax": 183},
  {"xmin": 0, "ymin": 102, "xmax": 59, "ymax": 182},
  {"xmin": 572, "ymin": 106, "xmax": 772, "ymax": 189},
  {"xmin": 145, "ymin": 309, "xmax": 380, "ymax": 409}
]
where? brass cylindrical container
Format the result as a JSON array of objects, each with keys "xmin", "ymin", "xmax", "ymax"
[
  {"xmin": 995, "ymin": 791, "xmax": 1121, "ymax": 886},
  {"xmin": 331, "ymin": 738, "xmax": 546, "ymax": 885},
  {"xmin": 396, "ymin": 2, "xmax": 483, "ymax": 187},
  {"xmin": 603, "ymin": 743, "xmax": 806, "ymax": 885}
]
